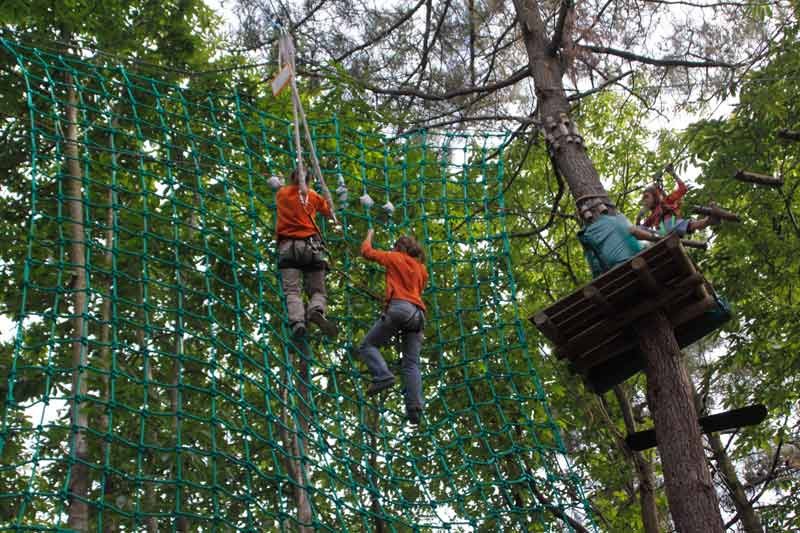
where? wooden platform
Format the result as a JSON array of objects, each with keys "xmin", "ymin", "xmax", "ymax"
[{"xmin": 531, "ymin": 234, "xmax": 727, "ymax": 393}]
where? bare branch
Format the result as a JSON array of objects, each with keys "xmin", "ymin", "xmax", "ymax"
[
  {"xmin": 550, "ymin": 1, "xmax": 574, "ymax": 54},
  {"xmin": 581, "ymin": 45, "xmax": 737, "ymax": 68},
  {"xmin": 363, "ymin": 66, "xmax": 531, "ymax": 101},
  {"xmin": 334, "ymin": 0, "xmax": 427, "ymax": 63},
  {"xmin": 567, "ymin": 70, "xmax": 634, "ymax": 101}
]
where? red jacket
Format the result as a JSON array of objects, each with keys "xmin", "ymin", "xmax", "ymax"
[
  {"xmin": 275, "ymin": 185, "xmax": 332, "ymax": 240},
  {"xmin": 361, "ymin": 239, "xmax": 428, "ymax": 311},
  {"xmin": 642, "ymin": 178, "xmax": 688, "ymax": 229}
]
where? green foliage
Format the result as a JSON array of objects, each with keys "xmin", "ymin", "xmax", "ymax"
[{"xmin": 0, "ymin": 38, "xmax": 593, "ymax": 532}]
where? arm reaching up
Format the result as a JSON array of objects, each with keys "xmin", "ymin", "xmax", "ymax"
[{"xmin": 361, "ymin": 229, "xmax": 392, "ymax": 266}]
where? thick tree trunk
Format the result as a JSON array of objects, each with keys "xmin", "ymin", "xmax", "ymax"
[
  {"xmin": 637, "ymin": 312, "xmax": 723, "ymax": 532},
  {"xmin": 709, "ymin": 428, "xmax": 764, "ymax": 532},
  {"xmin": 613, "ymin": 386, "xmax": 660, "ymax": 533},
  {"xmin": 65, "ymin": 74, "xmax": 90, "ymax": 533},
  {"xmin": 512, "ymin": 2, "xmax": 723, "ymax": 531}
]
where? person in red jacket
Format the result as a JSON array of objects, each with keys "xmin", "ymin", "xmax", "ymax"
[
  {"xmin": 358, "ymin": 229, "xmax": 428, "ymax": 425},
  {"xmin": 630, "ymin": 168, "xmax": 719, "ymax": 241},
  {"xmin": 276, "ymin": 169, "xmax": 338, "ymax": 338}
]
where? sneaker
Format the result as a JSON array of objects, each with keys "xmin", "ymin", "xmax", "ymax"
[
  {"xmin": 407, "ymin": 408, "xmax": 422, "ymax": 425},
  {"xmin": 291, "ymin": 322, "xmax": 307, "ymax": 338},
  {"xmin": 308, "ymin": 309, "xmax": 338, "ymax": 337},
  {"xmin": 367, "ymin": 376, "xmax": 395, "ymax": 396}
]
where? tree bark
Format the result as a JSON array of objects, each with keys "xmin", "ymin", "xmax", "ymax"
[
  {"xmin": 613, "ymin": 386, "xmax": 660, "ymax": 533},
  {"xmin": 709, "ymin": 427, "xmax": 764, "ymax": 532},
  {"xmin": 511, "ymin": 2, "xmax": 724, "ymax": 531},
  {"xmin": 279, "ymin": 365, "xmax": 313, "ymax": 533},
  {"xmin": 100, "ymin": 187, "xmax": 117, "ymax": 533},
  {"xmin": 637, "ymin": 311, "xmax": 723, "ymax": 532},
  {"xmin": 65, "ymin": 73, "xmax": 90, "ymax": 533}
]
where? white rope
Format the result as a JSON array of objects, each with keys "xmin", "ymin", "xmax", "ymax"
[{"xmin": 278, "ymin": 31, "xmax": 338, "ymax": 223}]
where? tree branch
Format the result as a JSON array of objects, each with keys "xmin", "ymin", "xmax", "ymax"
[
  {"xmin": 364, "ymin": 66, "xmax": 530, "ymax": 101},
  {"xmin": 567, "ymin": 70, "xmax": 634, "ymax": 101},
  {"xmin": 334, "ymin": 0, "xmax": 427, "ymax": 63},
  {"xmin": 581, "ymin": 44, "xmax": 736, "ymax": 68},
  {"xmin": 550, "ymin": 1, "xmax": 573, "ymax": 54}
]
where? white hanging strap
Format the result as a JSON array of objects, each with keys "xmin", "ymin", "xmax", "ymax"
[
  {"xmin": 278, "ymin": 31, "xmax": 308, "ymax": 202},
  {"xmin": 279, "ymin": 31, "xmax": 338, "ymax": 223}
]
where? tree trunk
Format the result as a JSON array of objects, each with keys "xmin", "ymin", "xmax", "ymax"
[
  {"xmin": 136, "ymin": 287, "xmax": 159, "ymax": 533},
  {"xmin": 100, "ymin": 187, "xmax": 117, "ymax": 533},
  {"xmin": 709, "ymin": 426, "xmax": 764, "ymax": 532},
  {"xmin": 512, "ymin": 2, "xmax": 723, "ymax": 531},
  {"xmin": 367, "ymin": 410, "xmax": 387, "ymax": 533},
  {"xmin": 279, "ymin": 366, "xmax": 313, "ymax": 533},
  {"xmin": 637, "ymin": 312, "xmax": 723, "ymax": 532},
  {"xmin": 613, "ymin": 386, "xmax": 660, "ymax": 533},
  {"xmin": 171, "ymin": 151, "xmax": 188, "ymax": 533},
  {"xmin": 65, "ymin": 73, "xmax": 90, "ymax": 533}
]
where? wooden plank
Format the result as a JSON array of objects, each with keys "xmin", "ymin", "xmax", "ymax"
[
  {"xmin": 631, "ymin": 257, "xmax": 661, "ymax": 295},
  {"xmin": 562, "ymin": 277, "xmax": 705, "ymax": 364},
  {"xmin": 625, "ymin": 404, "xmax": 768, "ymax": 451},
  {"xmin": 583, "ymin": 285, "xmax": 616, "ymax": 317},
  {"xmin": 668, "ymin": 295, "xmax": 715, "ymax": 326},
  {"xmin": 532, "ymin": 312, "xmax": 565, "ymax": 345},
  {"xmin": 571, "ymin": 332, "xmax": 638, "ymax": 373}
]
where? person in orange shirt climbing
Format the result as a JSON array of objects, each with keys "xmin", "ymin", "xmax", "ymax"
[
  {"xmin": 276, "ymin": 168, "xmax": 338, "ymax": 338},
  {"xmin": 630, "ymin": 165, "xmax": 720, "ymax": 241},
  {"xmin": 358, "ymin": 228, "xmax": 428, "ymax": 425}
]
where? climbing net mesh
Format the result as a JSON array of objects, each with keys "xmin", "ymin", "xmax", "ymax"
[{"xmin": 0, "ymin": 39, "xmax": 594, "ymax": 532}]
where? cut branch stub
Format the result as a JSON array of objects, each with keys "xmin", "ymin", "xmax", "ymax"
[
  {"xmin": 733, "ymin": 170, "xmax": 783, "ymax": 188},
  {"xmin": 692, "ymin": 204, "xmax": 741, "ymax": 222},
  {"xmin": 777, "ymin": 129, "xmax": 800, "ymax": 142}
]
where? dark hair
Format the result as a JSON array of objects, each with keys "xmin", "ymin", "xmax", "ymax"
[
  {"xmin": 289, "ymin": 168, "xmax": 300, "ymax": 184},
  {"xmin": 394, "ymin": 235, "xmax": 425, "ymax": 262}
]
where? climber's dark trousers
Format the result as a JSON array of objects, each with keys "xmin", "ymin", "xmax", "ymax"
[{"xmin": 358, "ymin": 299, "xmax": 425, "ymax": 410}]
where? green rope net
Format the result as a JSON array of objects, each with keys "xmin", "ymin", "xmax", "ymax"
[{"xmin": 0, "ymin": 39, "xmax": 594, "ymax": 532}]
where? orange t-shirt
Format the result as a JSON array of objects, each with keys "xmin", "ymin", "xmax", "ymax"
[
  {"xmin": 361, "ymin": 239, "xmax": 428, "ymax": 312},
  {"xmin": 275, "ymin": 185, "xmax": 332, "ymax": 240}
]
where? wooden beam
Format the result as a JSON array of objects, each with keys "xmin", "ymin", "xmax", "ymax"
[
  {"xmin": 692, "ymin": 205, "xmax": 741, "ymax": 222},
  {"xmin": 582, "ymin": 285, "xmax": 615, "ymax": 317},
  {"xmin": 631, "ymin": 257, "xmax": 661, "ymax": 295},
  {"xmin": 733, "ymin": 169, "xmax": 783, "ymax": 188},
  {"xmin": 625, "ymin": 404, "xmax": 768, "ymax": 451},
  {"xmin": 665, "ymin": 236, "xmax": 696, "ymax": 277},
  {"xmin": 532, "ymin": 312, "xmax": 565, "ymax": 345}
]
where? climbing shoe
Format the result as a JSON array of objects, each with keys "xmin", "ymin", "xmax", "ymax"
[
  {"xmin": 367, "ymin": 377, "xmax": 395, "ymax": 396},
  {"xmin": 291, "ymin": 322, "xmax": 307, "ymax": 338},
  {"xmin": 407, "ymin": 408, "xmax": 422, "ymax": 425},
  {"xmin": 308, "ymin": 309, "xmax": 338, "ymax": 337}
]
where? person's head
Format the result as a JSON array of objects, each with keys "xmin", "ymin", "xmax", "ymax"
[
  {"xmin": 641, "ymin": 183, "xmax": 662, "ymax": 211},
  {"xmin": 289, "ymin": 168, "xmax": 301, "ymax": 185},
  {"xmin": 394, "ymin": 235, "xmax": 425, "ymax": 262}
]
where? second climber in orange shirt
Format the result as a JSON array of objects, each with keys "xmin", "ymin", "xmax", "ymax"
[
  {"xmin": 275, "ymin": 169, "xmax": 338, "ymax": 338},
  {"xmin": 358, "ymin": 228, "xmax": 428, "ymax": 425}
]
